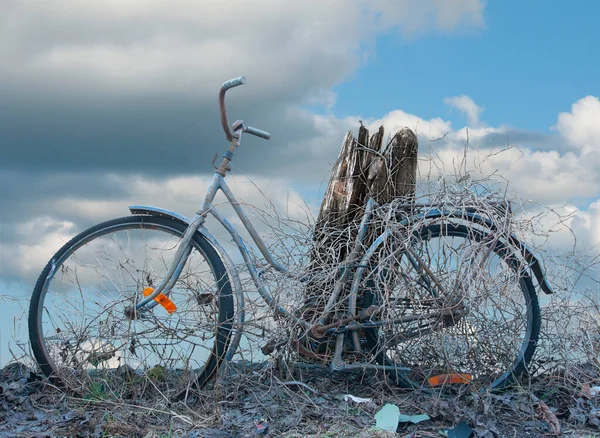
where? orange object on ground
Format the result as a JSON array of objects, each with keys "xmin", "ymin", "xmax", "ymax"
[
  {"xmin": 427, "ymin": 373, "xmax": 473, "ymax": 387},
  {"xmin": 143, "ymin": 287, "xmax": 177, "ymax": 314}
]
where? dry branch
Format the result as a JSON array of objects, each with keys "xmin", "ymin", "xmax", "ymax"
[{"xmin": 304, "ymin": 124, "xmax": 418, "ymax": 311}]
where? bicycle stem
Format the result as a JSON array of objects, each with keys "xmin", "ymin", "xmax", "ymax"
[{"xmin": 215, "ymin": 123, "xmax": 244, "ymax": 177}]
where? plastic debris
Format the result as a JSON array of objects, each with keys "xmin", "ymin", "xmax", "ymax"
[
  {"xmin": 581, "ymin": 382, "xmax": 600, "ymax": 398},
  {"xmin": 253, "ymin": 417, "xmax": 269, "ymax": 434},
  {"xmin": 398, "ymin": 413, "xmax": 430, "ymax": 424},
  {"xmin": 374, "ymin": 404, "xmax": 400, "ymax": 432},
  {"xmin": 344, "ymin": 394, "xmax": 373, "ymax": 404},
  {"xmin": 428, "ymin": 373, "xmax": 472, "ymax": 387},
  {"xmin": 440, "ymin": 421, "xmax": 474, "ymax": 438}
]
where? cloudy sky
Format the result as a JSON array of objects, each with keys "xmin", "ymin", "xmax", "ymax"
[{"xmin": 1, "ymin": 0, "xmax": 600, "ymax": 365}]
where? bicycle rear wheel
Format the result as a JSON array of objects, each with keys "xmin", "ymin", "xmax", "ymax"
[
  {"xmin": 28, "ymin": 215, "xmax": 234, "ymax": 401},
  {"xmin": 362, "ymin": 222, "xmax": 540, "ymax": 392}
]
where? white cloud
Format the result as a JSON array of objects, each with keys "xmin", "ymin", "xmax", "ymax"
[
  {"xmin": 254, "ymin": 90, "xmax": 600, "ymax": 259},
  {"xmin": 555, "ymin": 96, "xmax": 600, "ymax": 154},
  {"xmin": 564, "ymin": 203, "xmax": 600, "ymax": 249},
  {"xmin": 2, "ymin": 174, "xmax": 318, "ymax": 283},
  {"xmin": 354, "ymin": 94, "xmax": 600, "ymax": 210},
  {"xmin": 0, "ymin": 0, "xmax": 485, "ymax": 99},
  {"xmin": 368, "ymin": 0, "xmax": 485, "ymax": 34},
  {"xmin": 312, "ymin": 92, "xmax": 600, "ymax": 258},
  {"xmin": 514, "ymin": 199, "xmax": 600, "ymax": 256},
  {"xmin": 366, "ymin": 109, "xmax": 452, "ymax": 140},
  {"xmin": 444, "ymin": 95, "xmax": 484, "ymax": 126},
  {"xmin": 7, "ymin": 217, "xmax": 78, "ymax": 279}
]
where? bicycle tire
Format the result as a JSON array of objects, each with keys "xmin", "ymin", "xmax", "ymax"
[
  {"xmin": 28, "ymin": 215, "xmax": 234, "ymax": 400},
  {"xmin": 362, "ymin": 222, "xmax": 540, "ymax": 392}
]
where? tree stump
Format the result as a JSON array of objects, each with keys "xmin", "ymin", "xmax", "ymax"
[{"xmin": 303, "ymin": 124, "xmax": 418, "ymax": 316}]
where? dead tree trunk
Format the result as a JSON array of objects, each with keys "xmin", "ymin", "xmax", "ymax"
[{"xmin": 303, "ymin": 124, "xmax": 418, "ymax": 315}]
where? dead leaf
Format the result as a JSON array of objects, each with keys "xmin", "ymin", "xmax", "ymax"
[{"xmin": 536, "ymin": 399, "xmax": 560, "ymax": 436}]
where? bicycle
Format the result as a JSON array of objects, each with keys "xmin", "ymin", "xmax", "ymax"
[{"xmin": 28, "ymin": 76, "xmax": 554, "ymax": 401}]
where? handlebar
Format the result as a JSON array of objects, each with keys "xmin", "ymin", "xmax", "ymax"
[
  {"xmin": 244, "ymin": 125, "xmax": 271, "ymax": 140},
  {"xmin": 222, "ymin": 76, "xmax": 247, "ymax": 91},
  {"xmin": 219, "ymin": 76, "xmax": 270, "ymax": 141}
]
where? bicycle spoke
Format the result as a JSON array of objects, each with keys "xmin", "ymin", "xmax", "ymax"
[
  {"xmin": 30, "ymin": 216, "xmax": 234, "ymax": 401},
  {"xmin": 361, "ymin": 222, "xmax": 539, "ymax": 391}
]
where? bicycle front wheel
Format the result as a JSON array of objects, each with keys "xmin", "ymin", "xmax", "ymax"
[
  {"xmin": 363, "ymin": 222, "xmax": 540, "ymax": 392},
  {"xmin": 28, "ymin": 215, "xmax": 234, "ymax": 401}
]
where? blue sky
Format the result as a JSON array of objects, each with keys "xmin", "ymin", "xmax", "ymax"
[
  {"xmin": 332, "ymin": 1, "xmax": 599, "ymax": 131},
  {"xmin": 1, "ymin": 0, "xmax": 600, "ymax": 367}
]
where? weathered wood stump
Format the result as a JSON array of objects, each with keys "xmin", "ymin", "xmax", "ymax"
[{"xmin": 303, "ymin": 124, "xmax": 418, "ymax": 316}]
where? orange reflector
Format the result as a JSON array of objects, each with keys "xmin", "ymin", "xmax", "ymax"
[
  {"xmin": 428, "ymin": 373, "xmax": 473, "ymax": 387},
  {"xmin": 143, "ymin": 287, "xmax": 177, "ymax": 314}
]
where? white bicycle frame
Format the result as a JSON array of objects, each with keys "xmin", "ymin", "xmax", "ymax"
[
  {"xmin": 128, "ymin": 76, "xmax": 553, "ymax": 371},
  {"xmin": 129, "ymin": 124, "xmax": 389, "ymax": 369}
]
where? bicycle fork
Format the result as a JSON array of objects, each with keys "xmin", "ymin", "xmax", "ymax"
[{"xmin": 134, "ymin": 152, "xmax": 227, "ymax": 313}]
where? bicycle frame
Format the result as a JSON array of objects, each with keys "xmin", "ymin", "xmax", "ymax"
[
  {"xmin": 131, "ymin": 182, "xmax": 409, "ymax": 374},
  {"xmin": 128, "ymin": 75, "xmax": 553, "ymax": 372},
  {"xmin": 130, "ymin": 127, "xmax": 391, "ymax": 369},
  {"xmin": 29, "ymin": 76, "xmax": 557, "ymax": 394}
]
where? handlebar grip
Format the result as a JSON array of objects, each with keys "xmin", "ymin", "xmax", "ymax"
[
  {"xmin": 244, "ymin": 125, "xmax": 271, "ymax": 140},
  {"xmin": 222, "ymin": 76, "xmax": 247, "ymax": 91}
]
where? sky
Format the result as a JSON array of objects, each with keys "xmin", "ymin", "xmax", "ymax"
[{"xmin": 1, "ymin": 0, "xmax": 600, "ymax": 366}]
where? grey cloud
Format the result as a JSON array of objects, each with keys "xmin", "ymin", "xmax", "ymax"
[
  {"xmin": 0, "ymin": 0, "xmax": 488, "ymax": 288},
  {"xmin": 0, "ymin": 93, "xmax": 343, "ymax": 179},
  {"xmin": 0, "ymin": 170, "xmax": 131, "ymax": 223},
  {"xmin": 0, "ymin": 169, "xmax": 320, "ymax": 285},
  {"xmin": 470, "ymin": 128, "xmax": 571, "ymax": 153},
  {"xmin": 416, "ymin": 124, "xmax": 573, "ymax": 157},
  {"xmin": 0, "ymin": 2, "xmax": 362, "ymax": 100},
  {"xmin": 0, "ymin": 0, "xmax": 486, "ymax": 180},
  {"xmin": 0, "ymin": 1, "xmax": 484, "ymax": 98}
]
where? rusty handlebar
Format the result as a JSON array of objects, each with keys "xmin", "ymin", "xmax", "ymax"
[{"xmin": 219, "ymin": 76, "xmax": 271, "ymax": 141}]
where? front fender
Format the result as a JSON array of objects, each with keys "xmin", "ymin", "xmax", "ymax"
[{"xmin": 402, "ymin": 208, "xmax": 553, "ymax": 295}]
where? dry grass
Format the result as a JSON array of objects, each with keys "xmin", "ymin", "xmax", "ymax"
[{"xmin": 4, "ymin": 147, "xmax": 600, "ymax": 437}]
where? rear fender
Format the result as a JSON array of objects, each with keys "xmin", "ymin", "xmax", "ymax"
[{"xmin": 402, "ymin": 208, "xmax": 553, "ymax": 295}]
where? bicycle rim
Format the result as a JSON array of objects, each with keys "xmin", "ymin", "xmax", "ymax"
[
  {"xmin": 28, "ymin": 216, "xmax": 234, "ymax": 402},
  {"xmin": 363, "ymin": 222, "xmax": 540, "ymax": 392}
]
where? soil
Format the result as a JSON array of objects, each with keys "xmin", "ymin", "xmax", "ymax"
[{"xmin": 1, "ymin": 361, "xmax": 599, "ymax": 438}]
